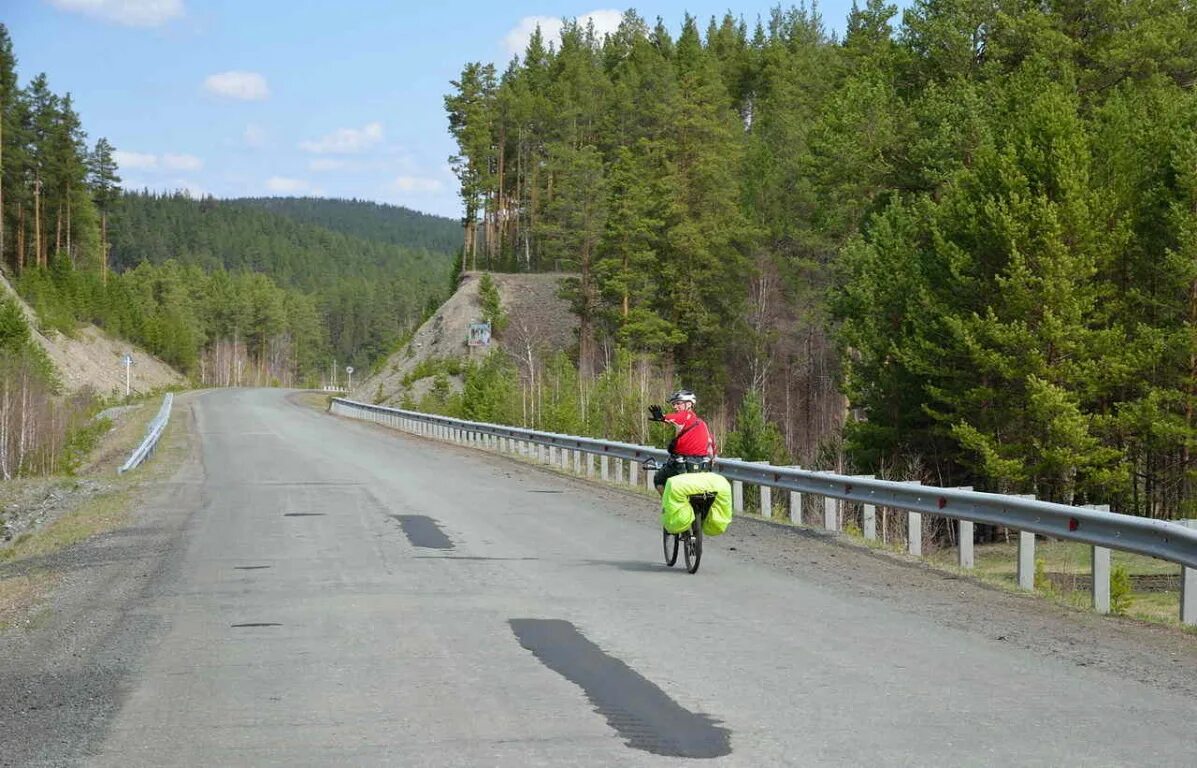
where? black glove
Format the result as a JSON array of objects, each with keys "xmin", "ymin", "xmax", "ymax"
[{"xmin": 648, "ymin": 404, "xmax": 665, "ymax": 422}]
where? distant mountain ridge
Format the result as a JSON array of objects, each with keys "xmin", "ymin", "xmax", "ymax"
[
  {"xmin": 110, "ymin": 192, "xmax": 457, "ymax": 369},
  {"xmin": 231, "ymin": 197, "xmax": 462, "ymax": 255}
]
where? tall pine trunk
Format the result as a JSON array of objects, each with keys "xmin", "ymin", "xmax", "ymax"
[
  {"xmin": 16, "ymin": 203, "xmax": 24, "ymax": 271},
  {"xmin": 101, "ymin": 211, "xmax": 108, "ymax": 283},
  {"xmin": 0, "ymin": 112, "xmax": 4, "ymax": 268},
  {"xmin": 66, "ymin": 185, "xmax": 72, "ymax": 265},
  {"xmin": 34, "ymin": 177, "xmax": 42, "ymax": 268}
]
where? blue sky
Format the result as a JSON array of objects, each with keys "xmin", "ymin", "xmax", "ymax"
[{"xmin": 6, "ymin": 0, "xmax": 895, "ymax": 219}]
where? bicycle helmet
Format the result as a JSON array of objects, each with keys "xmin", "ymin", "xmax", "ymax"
[{"xmin": 668, "ymin": 389, "xmax": 697, "ymax": 405}]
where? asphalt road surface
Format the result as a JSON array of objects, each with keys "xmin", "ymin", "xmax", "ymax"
[{"xmin": 5, "ymin": 388, "xmax": 1197, "ymax": 767}]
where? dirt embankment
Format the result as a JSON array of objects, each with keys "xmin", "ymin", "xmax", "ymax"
[
  {"xmin": 0, "ymin": 271, "xmax": 186, "ymax": 396},
  {"xmin": 355, "ymin": 271, "xmax": 578, "ymax": 405}
]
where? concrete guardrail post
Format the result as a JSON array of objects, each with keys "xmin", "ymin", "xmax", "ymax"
[
  {"xmin": 586, "ymin": 453, "xmax": 596, "ymax": 479},
  {"xmin": 954, "ymin": 486, "xmax": 974, "ymax": 568},
  {"xmin": 1177, "ymin": 520, "xmax": 1197, "ymax": 626},
  {"xmin": 601, "ymin": 455, "xmax": 610, "ymax": 481},
  {"xmin": 1014, "ymin": 494, "xmax": 1037, "ymax": 591},
  {"xmin": 786, "ymin": 466, "xmax": 803, "ymax": 525},
  {"xmin": 752, "ymin": 461, "xmax": 772, "ymax": 519},
  {"xmin": 629, "ymin": 458, "xmax": 639, "ymax": 487},
  {"xmin": 1083, "ymin": 505, "xmax": 1111, "ymax": 614},
  {"xmin": 902, "ymin": 480, "xmax": 925, "ymax": 556},
  {"xmin": 853, "ymin": 475, "xmax": 876, "ymax": 539}
]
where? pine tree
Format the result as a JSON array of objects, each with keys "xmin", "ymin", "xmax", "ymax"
[{"xmin": 88, "ymin": 138, "xmax": 120, "ymax": 281}]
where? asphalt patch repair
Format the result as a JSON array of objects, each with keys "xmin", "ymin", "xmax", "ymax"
[
  {"xmin": 509, "ymin": 618, "xmax": 731, "ymax": 759},
  {"xmin": 392, "ymin": 514, "xmax": 454, "ymax": 549}
]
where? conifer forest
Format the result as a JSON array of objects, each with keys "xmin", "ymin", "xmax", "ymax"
[{"xmin": 443, "ymin": 2, "xmax": 1197, "ymax": 518}]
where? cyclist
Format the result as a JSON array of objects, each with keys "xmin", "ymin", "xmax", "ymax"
[{"xmin": 648, "ymin": 389, "xmax": 716, "ymax": 496}]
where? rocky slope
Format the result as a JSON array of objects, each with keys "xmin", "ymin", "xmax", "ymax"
[
  {"xmin": 0, "ymin": 272, "xmax": 185, "ymax": 397},
  {"xmin": 354, "ymin": 271, "xmax": 578, "ymax": 405}
]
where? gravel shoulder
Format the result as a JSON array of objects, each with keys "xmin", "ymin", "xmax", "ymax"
[{"xmin": 0, "ymin": 391, "xmax": 207, "ymax": 767}]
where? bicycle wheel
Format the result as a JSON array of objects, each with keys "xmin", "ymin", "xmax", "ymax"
[
  {"xmin": 684, "ymin": 517, "xmax": 703, "ymax": 573},
  {"xmin": 662, "ymin": 528, "xmax": 679, "ymax": 566}
]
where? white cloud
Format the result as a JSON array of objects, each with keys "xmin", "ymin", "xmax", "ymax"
[
  {"xmin": 203, "ymin": 71, "xmax": 270, "ymax": 101},
  {"xmin": 392, "ymin": 176, "xmax": 443, "ymax": 193},
  {"xmin": 299, "ymin": 122, "xmax": 384, "ymax": 154},
  {"xmin": 308, "ymin": 158, "xmax": 347, "ymax": 172},
  {"xmin": 266, "ymin": 176, "xmax": 320, "ymax": 194},
  {"xmin": 243, "ymin": 123, "xmax": 267, "ymax": 148},
  {"xmin": 47, "ymin": 0, "xmax": 184, "ymax": 27},
  {"xmin": 503, "ymin": 10, "xmax": 622, "ymax": 57},
  {"xmin": 113, "ymin": 150, "xmax": 202, "ymax": 173},
  {"xmin": 113, "ymin": 150, "xmax": 158, "ymax": 170},
  {"xmin": 162, "ymin": 153, "xmax": 202, "ymax": 171},
  {"xmin": 174, "ymin": 180, "xmax": 207, "ymax": 198}
]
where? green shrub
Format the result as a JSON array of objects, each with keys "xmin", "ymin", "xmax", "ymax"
[{"xmin": 1110, "ymin": 564, "xmax": 1133, "ymax": 615}]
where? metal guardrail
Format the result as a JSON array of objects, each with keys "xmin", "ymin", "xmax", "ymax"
[
  {"xmin": 118, "ymin": 393, "xmax": 173, "ymax": 475},
  {"xmin": 330, "ymin": 398, "xmax": 1197, "ymax": 624}
]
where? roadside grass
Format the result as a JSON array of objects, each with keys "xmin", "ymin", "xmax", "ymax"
[
  {"xmin": 921, "ymin": 538, "xmax": 1185, "ymax": 626},
  {"xmin": 0, "ymin": 573, "xmax": 57, "ymax": 631},
  {"xmin": 289, "ymin": 391, "xmax": 334, "ymax": 411},
  {"xmin": 0, "ymin": 393, "xmax": 191, "ymax": 629},
  {"xmin": 0, "ymin": 485, "xmax": 133, "ymax": 564}
]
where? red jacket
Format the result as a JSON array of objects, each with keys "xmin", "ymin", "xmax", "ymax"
[{"xmin": 664, "ymin": 411, "xmax": 716, "ymax": 457}]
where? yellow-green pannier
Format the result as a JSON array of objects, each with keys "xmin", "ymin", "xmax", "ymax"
[{"xmin": 661, "ymin": 471, "xmax": 734, "ymax": 536}]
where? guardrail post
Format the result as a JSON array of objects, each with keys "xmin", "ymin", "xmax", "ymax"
[
  {"xmin": 586, "ymin": 453, "xmax": 596, "ymax": 478},
  {"xmin": 1183, "ymin": 566, "xmax": 1197, "ymax": 626},
  {"xmin": 572, "ymin": 449, "xmax": 581, "ymax": 474},
  {"xmin": 853, "ymin": 475, "xmax": 876, "ymax": 539},
  {"xmin": 958, "ymin": 520, "xmax": 975, "ymax": 568},
  {"xmin": 954, "ymin": 487, "xmax": 974, "ymax": 568},
  {"xmin": 1018, "ymin": 530, "xmax": 1036, "ymax": 591},
  {"xmin": 824, "ymin": 496, "xmax": 838, "ymax": 532},
  {"xmin": 901, "ymin": 481, "xmax": 924, "ymax": 555},
  {"xmin": 629, "ymin": 458, "xmax": 639, "ymax": 487},
  {"xmin": 1176, "ymin": 520, "xmax": 1197, "ymax": 625},
  {"xmin": 786, "ymin": 466, "xmax": 803, "ymax": 524},
  {"xmin": 908, "ymin": 513, "xmax": 922, "ymax": 555},
  {"xmin": 1081, "ymin": 505, "xmax": 1111, "ymax": 614},
  {"xmin": 1014, "ymin": 494, "xmax": 1037, "ymax": 590},
  {"xmin": 601, "ymin": 455, "xmax": 610, "ymax": 481},
  {"xmin": 750, "ymin": 461, "xmax": 772, "ymax": 518}
]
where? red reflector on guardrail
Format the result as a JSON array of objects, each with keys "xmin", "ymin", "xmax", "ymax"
[{"xmin": 1069, "ymin": 518, "xmax": 1079, "ymax": 531}]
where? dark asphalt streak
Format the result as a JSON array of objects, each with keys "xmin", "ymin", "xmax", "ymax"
[
  {"xmin": 392, "ymin": 514, "xmax": 454, "ymax": 549},
  {"xmin": 510, "ymin": 619, "xmax": 732, "ymax": 759}
]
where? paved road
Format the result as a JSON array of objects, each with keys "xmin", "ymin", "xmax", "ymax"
[{"xmin": 23, "ymin": 389, "xmax": 1197, "ymax": 766}]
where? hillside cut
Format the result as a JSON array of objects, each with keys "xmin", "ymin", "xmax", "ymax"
[{"xmin": 355, "ymin": 272, "xmax": 578, "ymax": 405}]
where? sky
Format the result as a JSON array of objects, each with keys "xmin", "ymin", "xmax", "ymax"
[{"xmin": 5, "ymin": 0, "xmax": 892, "ymax": 219}]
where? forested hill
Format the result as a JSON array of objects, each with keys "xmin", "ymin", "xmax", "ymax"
[
  {"xmin": 109, "ymin": 192, "xmax": 457, "ymax": 372},
  {"xmin": 231, "ymin": 197, "xmax": 462, "ymax": 254},
  {"xmin": 111, "ymin": 192, "xmax": 454, "ymax": 292}
]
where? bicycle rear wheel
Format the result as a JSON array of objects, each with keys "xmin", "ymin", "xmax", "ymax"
[
  {"xmin": 684, "ymin": 517, "xmax": 703, "ymax": 573},
  {"xmin": 662, "ymin": 529, "xmax": 679, "ymax": 566}
]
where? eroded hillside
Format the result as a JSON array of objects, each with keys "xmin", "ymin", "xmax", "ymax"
[
  {"xmin": 0, "ymin": 272, "xmax": 185, "ymax": 397},
  {"xmin": 355, "ymin": 272, "xmax": 578, "ymax": 405}
]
